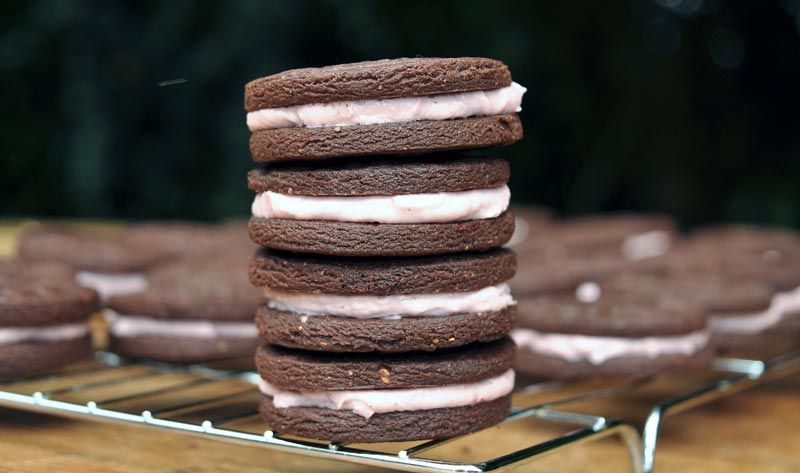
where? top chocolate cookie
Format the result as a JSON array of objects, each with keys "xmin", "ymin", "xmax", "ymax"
[
  {"xmin": 245, "ymin": 57, "xmax": 512, "ymax": 111},
  {"xmin": 245, "ymin": 57, "xmax": 525, "ymax": 162}
]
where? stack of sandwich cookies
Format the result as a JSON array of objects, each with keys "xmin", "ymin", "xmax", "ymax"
[
  {"xmin": 245, "ymin": 57, "xmax": 525, "ymax": 442},
  {"xmin": 0, "ymin": 262, "xmax": 98, "ymax": 377},
  {"xmin": 106, "ymin": 259, "xmax": 262, "ymax": 362}
]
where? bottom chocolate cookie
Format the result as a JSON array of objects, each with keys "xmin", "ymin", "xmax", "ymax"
[
  {"xmin": 0, "ymin": 336, "xmax": 92, "ymax": 379},
  {"xmin": 259, "ymin": 394, "xmax": 512, "ymax": 443},
  {"xmin": 514, "ymin": 344, "xmax": 716, "ymax": 380},
  {"xmin": 110, "ymin": 335, "xmax": 258, "ymax": 363},
  {"xmin": 711, "ymin": 332, "xmax": 797, "ymax": 356}
]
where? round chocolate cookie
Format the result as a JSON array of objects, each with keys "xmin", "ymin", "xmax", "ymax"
[
  {"xmin": 125, "ymin": 220, "xmax": 256, "ymax": 261},
  {"xmin": 106, "ymin": 259, "xmax": 262, "ymax": 363},
  {"xmin": 552, "ymin": 214, "xmax": 676, "ymax": 259},
  {"xmin": 245, "ymin": 57, "xmax": 512, "ymax": 111},
  {"xmin": 249, "ymin": 212, "xmax": 514, "ymax": 258},
  {"xmin": 0, "ymin": 261, "xmax": 99, "ymax": 326},
  {"xmin": 255, "ymin": 338, "xmax": 515, "ymax": 442},
  {"xmin": 256, "ymin": 305, "xmax": 515, "ymax": 353},
  {"xmin": 256, "ymin": 337, "xmax": 515, "ymax": 391},
  {"xmin": 108, "ymin": 259, "xmax": 262, "ymax": 321},
  {"xmin": 516, "ymin": 288, "xmax": 706, "ymax": 337},
  {"xmin": 249, "ymin": 114, "xmax": 523, "ymax": 162},
  {"xmin": 688, "ymin": 225, "xmax": 800, "ymax": 256},
  {"xmin": 17, "ymin": 226, "xmax": 172, "ymax": 273},
  {"xmin": 511, "ymin": 248, "xmax": 641, "ymax": 297},
  {"xmin": 247, "ymin": 155, "xmax": 510, "ymax": 196},
  {"xmin": 250, "ymin": 248, "xmax": 516, "ymax": 296},
  {"xmin": 109, "ymin": 336, "xmax": 258, "ymax": 364},
  {"xmin": 0, "ymin": 262, "xmax": 98, "ymax": 378},
  {"xmin": 0, "ymin": 337, "xmax": 92, "ymax": 379},
  {"xmin": 604, "ymin": 272, "xmax": 774, "ymax": 316}
]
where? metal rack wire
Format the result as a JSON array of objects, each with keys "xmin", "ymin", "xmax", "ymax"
[{"xmin": 0, "ymin": 348, "xmax": 798, "ymax": 473}]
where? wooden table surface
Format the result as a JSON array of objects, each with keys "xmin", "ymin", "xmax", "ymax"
[{"xmin": 1, "ymin": 221, "xmax": 799, "ymax": 472}]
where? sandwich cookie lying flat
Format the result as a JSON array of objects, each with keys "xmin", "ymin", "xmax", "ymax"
[
  {"xmin": 512, "ymin": 282, "xmax": 713, "ymax": 379},
  {"xmin": 0, "ymin": 262, "xmax": 98, "ymax": 377},
  {"xmin": 248, "ymin": 155, "xmax": 514, "ymax": 257},
  {"xmin": 18, "ymin": 226, "xmax": 172, "ymax": 300},
  {"xmin": 250, "ymin": 249, "xmax": 516, "ymax": 352},
  {"xmin": 245, "ymin": 58, "xmax": 525, "ymax": 161},
  {"xmin": 107, "ymin": 259, "xmax": 263, "ymax": 362},
  {"xmin": 256, "ymin": 338, "xmax": 515, "ymax": 442},
  {"xmin": 652, "ymin": 237, "xmax": 800, "ymax": 335},
  {"xmin": 605, "ymin": 272, "xmax": 778, "ymax": 351}
]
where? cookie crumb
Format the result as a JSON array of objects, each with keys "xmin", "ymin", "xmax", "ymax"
[{"xmin": 379, "ymin": 368, "xmax": 390, "ymax": 384}]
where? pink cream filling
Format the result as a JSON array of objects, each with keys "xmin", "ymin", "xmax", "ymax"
[
  {"xmin": 710, "ymin": 286, "xmax": 800, "ymax": 335},
  {"xmin": 621, "ymin": 230, "xmax": 672, "ymax": 261},
  {"xmin": 75, "ymin": 271, "xmax": 148, "ymax": 301},
  {"xmin": 258, "ymin": 369, "xmax": 515, "ymax": 419},
  {"xmin": 251, "ymin": 185, "xmax": 510, "ymax": 224},
  {"xmin": 511, "ymin": 328, "xmax": 710, "ymax": 365},
  {"xmin": 105, "ymin": 311, "xmax": 258, "ymax": 339},
  {"xmin": 264, "ymin": 283, "xmax": 514, "ymax": 318},
  {"xmin": 0, "ymin": 322, "xmax": 90, "ymax": 345},
  {"xmin": 246, "ymin": 82, "xmax": 526, "ymax": 131}
]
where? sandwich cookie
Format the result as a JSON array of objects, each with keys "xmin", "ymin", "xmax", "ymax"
[
  {"xmin": 256, "ymin": 337, "xmax": 515, "ymax": 442},
  {"xmin": 250, "ymin": 248, "xmax": 517, "ymax": 353},
  {"xmin": 245, "ymin": 58, "xmax": 524, "ymax": 161},
  {"xmin": 18, "ymin": 226, "xmax": 170, "ymax": 300},
  {"xmin": 248, "ymin": 155, "xmax": 514, "ymax": 257},
  {"xmin": 512, "ymin": 282, "xmax": 713, "ymax": 379},
  {"xmin": 0, "ymin": 262, "xmax": 98, "ymax": 377},
  {"xmin": 663, "ymin": 233, "xmax": 800, "ymax": 336},
  {"xmin": 106, "ymin": 260, "xmax": 263, "ymax": 362},
  {"xmin": 605, "ymin": 272, "xmax": 778, "ymax": 351}
]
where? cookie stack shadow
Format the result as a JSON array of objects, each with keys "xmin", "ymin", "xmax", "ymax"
[{"xmin": 243, "ymin": 58, "xmax": 526, "ymax": 442}]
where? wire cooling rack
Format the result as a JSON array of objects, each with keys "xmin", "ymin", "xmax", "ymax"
[{"xmin": 0, "ymin": 348, "xmax": 798, "ymax": 473}]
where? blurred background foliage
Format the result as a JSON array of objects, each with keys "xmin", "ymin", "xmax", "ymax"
[{"xmin": 2, "ymin": 0, "xmax": 800, "ymax": 228}]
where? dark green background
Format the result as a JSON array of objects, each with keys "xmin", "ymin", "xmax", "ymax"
[{"xmin": 2, "ymin": 0, "xmax": 799, "ymax": 228}]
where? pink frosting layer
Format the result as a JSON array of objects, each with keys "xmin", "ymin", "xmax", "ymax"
[
  {"xmin": 265, "ymin": 283, "xmax": 514, "ymax": 318},
  {"xmin": 0, "ymin": 322, "xmax": 89, "ymax": 345},
  {"xmin": 76, "ymin": 271, "xmax": 147, "ymax": 301},
  {"xmin": 251, "ymin": 185, "xmax": 510, "ymax": 224},
  {"xmin": 710, "ymin": 286, "xmax": 800, "ymax": 334},
  {"xmin": 621, "ymin": 230, "xmax": 672, "ymax": 261},
  {"xmin": 511, "ymin": 328, "xmax": 710, "ymax": 365},
  {"xmin": 258, "ymin": 369, "xmax": 515, "ymax": 419},
  {"xmin": 106, "ymin": 311, "xmax": 258, "ymax": 339},
  {"xmin": 247, "ymin": 82, "xmax": 526, "ymax": 131}
]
